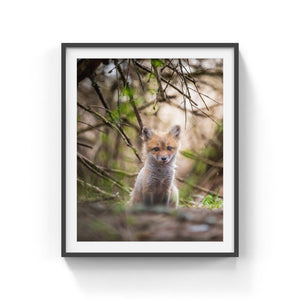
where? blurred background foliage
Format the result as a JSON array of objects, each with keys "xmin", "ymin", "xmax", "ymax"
[{"xmin": 77, "ymin": 58, "xmax": 223, "ymax": 209}]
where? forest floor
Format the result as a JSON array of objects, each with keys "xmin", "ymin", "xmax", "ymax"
[{"xmin": 77, "ymin": 202, "xmax": 223, "ymax": 241}]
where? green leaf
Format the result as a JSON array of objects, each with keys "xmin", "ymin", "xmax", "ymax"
[
  {"xmin": 202, "ymin": 189, "xmax": 223, "ymax": 209},
  {"xmin": 148, "ymin": 88, "xmax": 157, "ymax": 95},
  {"xmin": 217, "ymin": 122, "xmax": 223, "ymax": 134},
  {"xmin": 203, "ymin": 195, "xmax": 213, "ymax": 205},
  {"xmin": 146, "ymin": 72, "xmax": 156, "ymax": 81},
  {"xmin": 151, "ymin": 59, "xmax": 164, "ymax": 67},
  {"xmin": 202, "ymin": 146, "xmax": 217, "ymax": 159},
  {"xmin": 118, "ymin": 102, "xmax": 131, "ymax": 115},
  {"xmin": 181, "ymin": 149, "xmax": 198, "ymax": 160},
  {"xmin": 121, "ymin": 86, "xmax": 134, "ymax": 98}
]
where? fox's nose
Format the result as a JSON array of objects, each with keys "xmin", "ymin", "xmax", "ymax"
[{"xmin": 161, "ymin": 156, "xmax": 167, "ymax": 161}]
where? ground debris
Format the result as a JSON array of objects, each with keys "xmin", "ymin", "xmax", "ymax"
[{"xmin": 77, "ymin": 203, "xmax": 223, "ymax": 241}]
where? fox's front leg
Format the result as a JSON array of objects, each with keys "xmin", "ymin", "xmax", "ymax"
[
  {"xmin": 143, "ymin": 192, "xmax": 154, "ymax": 206},
  {"xmin": 161, "ymin": 192, "xmax": 171, "ymax": 205}
]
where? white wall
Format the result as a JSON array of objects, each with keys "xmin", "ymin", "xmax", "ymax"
[{"xmin": 1, "ymin": 1, "xmax": 299, "ymax": 299}]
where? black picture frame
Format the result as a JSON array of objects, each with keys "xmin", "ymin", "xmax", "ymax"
[{"xmin": 61, "ymin": 43, "xmax": 239, "ymax": 257}]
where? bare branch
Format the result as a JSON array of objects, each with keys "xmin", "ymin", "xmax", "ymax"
[
  {"xmin": 77, "ymin": 153, "xmax": 131, "ymax": 193},
  {"xmin": 138, "ymin": 100, "xmax": 156, "ymax": 111},
  {"xmin": 188, "ymin": 86, "xmax": 222, "ymax": 105},
  {"xmin": 77, "ymin": 121, "xmax": 104, "ymax": 134},
  {"xmin": 78, "ymin": 102, "xmax": 142, "ymax": 162},
  {"xmin": 107, "ymin": 59, "xmax": 126, "ymax": 73},
  {"xmin": 163, "ymin": 61, "xmax": 220, "ymax": 107},
  {"xmin": 188, "ymin": 69, "xmax": 223, "ymax": 76},
  {"xmin": 152, "ymin": 64, "xmax": 166, "ymax": 105},
  {"xmin": 167, "ymin": 100, "xmax": 221, "ymax": 126},
  {"xmin": 77, "ymin": 178, "xmax": 117, "ymax": 198},
  {"xmin": 120, "ymin": 118, "xmax": 140, "ymax": 132},
  {"xmin": 101, "ymin": 167, "xmax": 138, "ymax": 177},
  {"xmin": 161, "ymin": 59, "xmax": 174, "ymax": 72},
  {"xmin": 114, "ymin": 59, "xmax": 144, "ymax": 132},
  {"xmin": 134, "ymin": 61, "xmax": 199, "ymax": 107},
  {"xmin": 87, "ymin": 105, "xmax": 113, "ymax": 112},
  {"xmin": 176, "ymin": 177, "xmax": 223, "ymax": 199},
  {"xmin": 89, "ymin": 74, "xmax": 110, "ymax": 111},
  {"xmin": 132, "ymin": 60, "xmax": 145, "ymax": 92},
  {"xmin": 179, "ymin": 59, "xmax": 191, "ymax": 99},
  {"xmin": 180, "ymin": 150, "xmax": 223, "ymax": 168},
  {"xmin": 77, "ymin": 142, "xmax": 93, "ymax": 149},
  {"xmin": 167, "ymin": 61, "xmax": 210, "ymax": 110},
  {"xmin": 163, "ymin": 66, "xmax": 176, "ymax": 93},
  {"xmin": 133, "ymin": 61, "xmax": 223, "ymax": 124}
]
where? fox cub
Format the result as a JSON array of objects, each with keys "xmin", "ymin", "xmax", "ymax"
[{"xmin": 131, "ymin": 125, "xmax": 181, "ymax": 208}]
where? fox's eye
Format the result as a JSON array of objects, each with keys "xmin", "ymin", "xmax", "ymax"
[
  {"xmin": 153, "ymin": 147, "xmax": 159, "ymax": 152},
  {"xmin": 167, "ymin": 146, "xmax": 173, "ymax": 151}
]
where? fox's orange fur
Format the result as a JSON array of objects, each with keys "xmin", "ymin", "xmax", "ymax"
[{"xmin": 131, "ymin": 125, "xmax": 181, "ymax": 207}]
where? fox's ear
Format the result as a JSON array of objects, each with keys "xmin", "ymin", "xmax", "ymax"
[
  {"xmin": 169, "ymin": 125, "xmax": 181, "ymax": 139},
  {"xmin": 142, "ymin": 126, "xmax": 153, "ymax": 141}
]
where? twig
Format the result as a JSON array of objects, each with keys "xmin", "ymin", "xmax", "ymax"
[
  {"xmin": 188, "ymin": 86, "xmax": 222, "ymax": 105},
  {"xmin": 77, "ymin": 121, "xmax": 104, "ymax": 134},
  {"xmin": 163, "ymin": 66, "xmax": 176, "ymax": 93},
  {"xmin": 152, "ymin": 64, "xmax": 166, "ymax": 105},
  {"xmin": 142, "ymin": 62, "xmax": 219, "ymax": 110},
  {"xmin": 189, "ymin": 81, "xmax": 210, "ymax": 110},
  {"xmin": 133, "ymin": 60, "xmax": 145, "ymax": 92},
  {"xmin": 120, "ymin": 118, "xmax": 140, "ymax": 132},
  {"xmin": 78, "ymin": 102, "xmax": 142, "ymax": 162},
  {"xmin": 188, "ymin": 69, "xmax": 223, "ymax": 76},
  {"xmin": 168, "ymin": 61, "xmax": 210, "ymax": 110},
  {"xmin": 113, "ymin": 59, "xmax": 126, "ymax": 82},
  {"xmin": 77, "ymin": 142, "xmax": 93, "ymax": 149},
  {"xmin": 197, "ymin": 157, "xmax": 223, "ymax": 168},
  {"xmin": 89, "ymin": 74, "xmax": 109, "ymax": 111},
  {"xmin": 135, "ymin": 61, "xmax": 198, "ymax": 102},
  {"xmin": 77, "ymin": 153, "xmax": 131, "ymax": 193},
  {"xmin": 179, "ymin": 59, "xmax": 191, "ymax": 99},
  {"xmin": 180, "ymin": 61, "xmax": 210, "ymax": 109},
  {"xmin": 176, "ymin": 177, "xmax": 223, "ymax": 199},
  {"xmin": 126, "ymin": 59, "xmax": 131, "ymax": 83},
  {"xmin": 180, "ymin": 150, "xmax": 223, "ymax": 168},
  {"xmin": 115, "ymin": 66, "xmax": 121, "ymax": 122},
  {"xmin": 77, "ymin": 178, "xmax": 117, "ymax": 198},
  {"xmin": 167, "ymin": 100, "xmax": 221, "ymax": 126},
  {"xmin": 180, "ymin": 79, "xmax": 187, "ymax": 129},
  {"xmin": 181, "ymin": 60, "xmax": 193, "ymax": 77},
  {"xmin": 87, "ymin": 105, "xmax": 113, "ymax": 112},
  {"xmin": 107, "ymin": 59, "xmax": 126, "ymax": 73},
  {"xmin": 101, "ymin": 167, "xmax": 138, "ymax": 177},
  {"xmin": 138, "ymin": 100, "xmax": 156, "ymax": 111},
  {"xmin": 161, "ymin": 59, "xmax": 173, "ymax": 72},
  {"xmin": 84, "ymin": 74, "xmax": 143, "ymax": 162},
  {"xmin": 162, "ymin": 61, "xmax": 219, "ymax": 107},
  {"xmin": 114, "ymin": 59, "xmax": 144, "ymax": 132}
]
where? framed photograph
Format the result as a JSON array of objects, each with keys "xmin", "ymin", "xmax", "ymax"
[{"xmin": 61, "ymin": 43, "xmax": 239, "ymax": 257}]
